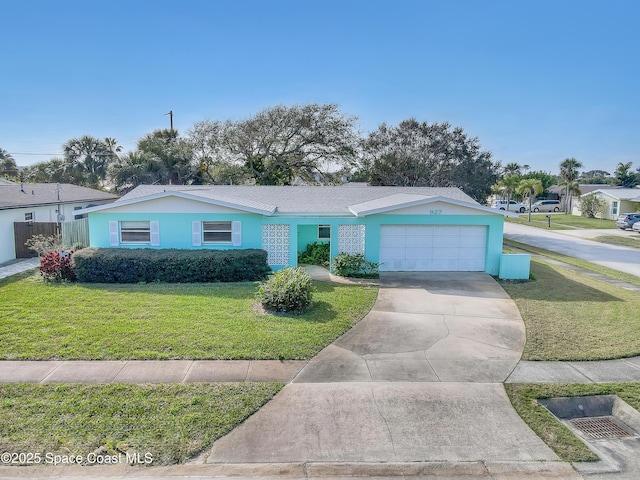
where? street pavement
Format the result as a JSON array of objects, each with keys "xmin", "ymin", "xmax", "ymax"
[{"xmin": 504, "ymin": 222, "xmax": 640, "ymax": 277}]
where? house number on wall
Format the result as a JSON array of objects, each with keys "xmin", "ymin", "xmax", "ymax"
[{"xmin": 429, "ymin": 210, "xmax": 443, "ymax": 215}]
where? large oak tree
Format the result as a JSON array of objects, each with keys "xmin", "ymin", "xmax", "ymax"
[{"xmin": 362, "ymin": 119, "xmax": 499, "ymax": 203}]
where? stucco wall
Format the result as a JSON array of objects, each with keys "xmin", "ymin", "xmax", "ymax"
[{"xmin": 89, "ymin": 210, "xmax": 506, "ymax": 275}]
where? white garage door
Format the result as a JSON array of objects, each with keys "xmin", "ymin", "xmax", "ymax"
[{"xmin": 379, "ymin": 225, "xmax": 487, "ymax": 271}]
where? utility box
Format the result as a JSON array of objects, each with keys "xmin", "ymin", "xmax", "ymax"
[{"xmin": 499, "ymin": 253, "xmax": 531, "ymax": 280}]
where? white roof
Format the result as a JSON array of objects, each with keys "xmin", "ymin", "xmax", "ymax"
[
  {"xmin": 76, "ymin": 184, "xmax": 509, "ymax": 217},
  {"xmin": 584, "ymin": 188, "xmax": 640, "ymax": 201}
]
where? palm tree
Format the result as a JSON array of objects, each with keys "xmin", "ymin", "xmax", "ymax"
[
  {"xmin": 108, "ymin": 151, "xmax": 167, "ymax": 194},
  {"xmin": 559, "ymin": 158, "xmax": 583, "ymax": 214},
  {"xmin": 517, "ymin": 178, "xmax": 543, "ymax": 222},
  {"xmin": 63, "ymin": 135, "xmax": 113, "ymax": 188},
  {"xmin": 503, "ymin": 162, "xmax": 523, "ymax": 176},
  {"xmin": 614, "ymin": 162, "xmax": 638, "ymax": 188},
  {"xmin": 497, "ymin": 174, "xmax": 521, "ymax": 211},
  {"xmin": 0, "ymin": 148, "xmax": 19, "ymax": 178}
]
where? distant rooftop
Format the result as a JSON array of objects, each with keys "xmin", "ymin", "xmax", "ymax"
[{"xmin": 0, "ymin": 183, "xmax": 118, "ymax": 210}]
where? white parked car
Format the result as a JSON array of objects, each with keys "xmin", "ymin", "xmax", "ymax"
[
  {"xmin": 491, "ymin": 200, "xmax": 527, "ymax": 213},
  {"xmin": 632, "ymin": 221, "xmax": 640, "ymax": 233}
]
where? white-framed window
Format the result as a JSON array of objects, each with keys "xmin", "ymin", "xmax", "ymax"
[
  {"xmin": 120, "ymin": 221, "xmax": 151, "ymax": 243},
  {"xmin": 24, "ymin": 212, "xmax": 34, "ymax": 221},
  {"xmin": 612, "ymin": 201, "xmax": 619, "ymax": 216},
  {"xmin": 203, "ymin": 221, "xmax": 232, "ymax": 243},
  {"xmin": 192, "ymin": 220, "xmax": 242, "ymax": 247},
  {"xmin": 318, "ymin": 225, "xmax": 331, "ymax": 240},
  {"xmin": 110, "ymin": 220, "xmax": 160, "ymax": 246}
]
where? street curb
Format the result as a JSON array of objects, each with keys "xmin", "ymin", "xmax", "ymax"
[{"xmin": 0, "ymin": 461, "xmax": 580, "ymax": 479}]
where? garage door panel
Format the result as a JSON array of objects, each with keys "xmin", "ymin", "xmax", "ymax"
[
  {"xmin": 380, "ymin": 235, "xmax": 406, "ymax": 248},
  {"xmin": 459, "ymin": 247, "xmax": 486, "ymax": 259},
  {"xmin": 460, "ymin": 235, "xmax": 486, "ymax": 247},
  {"xmin": 405, "ymin": 236, "xmax": 433, "ymax": 248},
  {"xmin": 434, "ymin": 225, "xmax": 460, "ymax": 235},
  {"xmin": 379, "ymin": 224, "xmax": 486, "ymax": 272},
  {"xmin": 459, "ymin": 258, "xmax": 485, "ymax": 270},
  {"xmin": 433, "ymin": 235, "xmax": 460, "ymax": 248},
  {"xmin": 405, "ymin": 247, "xmax": 432, "ymax": 258},
  {"xmin": 406, "ymin": 225, "xmax": 433, "ymax": 235}
]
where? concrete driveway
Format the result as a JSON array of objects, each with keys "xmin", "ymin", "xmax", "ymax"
[
  {"xmin": 504, "ymin": 222, "xmax": 640, "ymax": 277},
  {"xmin": 295, "ymin": 272, "xmax": 525, "ymax": 383},
  {"xmin": 206, "ymin": 273, "xmax": 572, "ymax": 475}
]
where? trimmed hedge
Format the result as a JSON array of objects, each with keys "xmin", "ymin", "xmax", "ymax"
[{"xmin": 72, "ymin": 248, "xmax": 271, "ymax": 283}]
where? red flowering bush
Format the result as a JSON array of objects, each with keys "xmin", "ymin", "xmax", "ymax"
[{"xmin": 39, "ymin": 250, "xmax": 76, "ymax": 283}]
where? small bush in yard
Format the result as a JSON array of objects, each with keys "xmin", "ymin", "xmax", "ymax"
[
  {"xmin": 39, "ymin": 250, "xmax": 76, "ymax": 283},
  {"xmin": 298, "ymin": 241, "xmax": 330, "ymax": 266},
  {"xmin": 333, "ymin": 253, "xmax": 379, "ymax": 278},
  {"xmin": 258, "ymin": 267, "xmax": 314, "ymax": 313}
]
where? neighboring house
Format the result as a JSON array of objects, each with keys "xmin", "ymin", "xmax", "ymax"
[
  {"xmin": 547, "ymin": 184, "xmax": 612, "ymax": 212},
  {"xmin": 77, "ymin": 185, "xmax": 525, "ymax": 277},
  {"xmin": 0, "ymin": 183, "xmax": 118, "ymax": 264},
  {"xmin": 572, "ymin": 188, "xmax": 640, "ymax": 219}
]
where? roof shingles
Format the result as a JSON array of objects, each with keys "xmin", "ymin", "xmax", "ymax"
[
  {"xmin": 0, "ymin": 184, "xmax": 118, "ymax": 210},
  {"xmin": 117, "ymin": 185, "xmax": 478, "ymax": 214}
]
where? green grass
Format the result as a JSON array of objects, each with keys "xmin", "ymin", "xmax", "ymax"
[
  {"xmin": 592, "ymin": 235, "xmax": 640, "ymax": 249},
  {"xmin": 503, "ymin": 239, "xmax": 640, "ymax": 289},
  {"xmin": 0, "ymin": 274, "xmax": 378, "ymax": 360},
  {"xmin": 501, "ymin": 258, "xmax": 640, "ymax": 361},
  {"xmin": 506, "ymin": 214, "xmax": 616, "ymax": 230},
  {"xmin": 0, "ymin": 382, "xmax": 282, "ymax": 465},
  {"xmin": 506, "ymin": 382, "xmax": 640, "ymax": 462}
]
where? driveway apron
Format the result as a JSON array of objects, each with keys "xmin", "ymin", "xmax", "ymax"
[{"xmin": 207, "ymin": 272, "xmax": 562, "ymax": 468}]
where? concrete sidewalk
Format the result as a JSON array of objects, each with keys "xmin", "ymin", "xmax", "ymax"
[
  {"xmin": 508, "ymin": 357, "xmax": 640, "ymax": 384},
  {"xmin": 0, "ymin": 360, "xmax": 306, "ymax": 384},
  {"xmin": 0, "ymin": 257, "xmax": 39, "ymax": 280}
]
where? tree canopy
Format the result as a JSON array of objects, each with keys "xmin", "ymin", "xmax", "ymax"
[
  {"xmin": 362, "ymin": 119, "xmax": 499, "ymax": 203},
  {"xmin": 0, "ymin": 148, "xmax": 19, "ymax": 179},
  {"xmin": 225, "ymin": 104, "xmax": 358, "ymax": 185}
]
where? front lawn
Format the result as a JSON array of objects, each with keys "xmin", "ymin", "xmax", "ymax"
[
  {"xmin": 501, "ymin": 258, "xmax": 640, "ymax": 361},
  {"xmin": 503, "ymin": 239, "xmax": 640, "ymax": 288},
  {"xmin": 0, "ymin": 382, "xmax": 282, "ymax": 465},
  {"xmin": 506, "ymin": 214, "xmax": 616, "ymax": 230},
  {"xmin": 506, "ymin": 382, "xmax": 640, "ymax": 462},
  {"xmin": 593, "ymin": 235, "xmax": 640, "ymax": 249},
  {"xmin": 0, "ymin": 275, "xmax": 377, "ymax": 360}
]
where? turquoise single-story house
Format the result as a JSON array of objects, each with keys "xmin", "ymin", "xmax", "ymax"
[{"xmin": 77, "ymin": 184, "xmax": 528, "ymax": 277}]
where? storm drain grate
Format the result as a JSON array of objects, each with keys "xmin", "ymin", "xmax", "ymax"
[{"xmin": 568, "ymin": 416, "xmax": 634, "ymax": 439}]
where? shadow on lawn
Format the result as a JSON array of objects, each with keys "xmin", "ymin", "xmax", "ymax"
[
  {"xmin": 75, "ymin": 279, "xmax": 344, "ymax": 297},
  {"xmin": 505, "ymin": 261, "xmax": 622, "ymax": 303}
]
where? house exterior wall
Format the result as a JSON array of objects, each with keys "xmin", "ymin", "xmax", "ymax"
[
  {"xmin": 88, "ymin": 210, "xmax": 505, "ymax": 275},
  {"xmin": 296, "ymin": 224, "xmax": 329, "ymax": 252},
  {"xmin": 573, "ymin": 194, "xmax": 640, "ymax": 219},
  {"xmin": 1, "ymin": 201, "xmax": 111, "ymax": 265}
]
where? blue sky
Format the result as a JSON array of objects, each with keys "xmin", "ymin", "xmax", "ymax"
[{"xmin": 1, "ymin": 0, "xmax": 638, "ymax": 175}]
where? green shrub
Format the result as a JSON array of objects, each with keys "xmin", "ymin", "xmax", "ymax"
[
  {"xmin": 333, "ymin": 253, "xmax": 379, "ymax": 278},
  {"xmin": 257, "ymin": 267, "xmax": 314, "ymax": 313},
  {"xmin": 72, "ymin": 248, "xmax": 271, "ymax": 283},
  {"xmin": 297, "ymin": 241, "xmax": 330, "ymax": 266}
]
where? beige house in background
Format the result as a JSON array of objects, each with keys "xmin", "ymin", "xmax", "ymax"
[{"xmin": 572, "ymin": 188, "xmax": 640, "ymax": 219}]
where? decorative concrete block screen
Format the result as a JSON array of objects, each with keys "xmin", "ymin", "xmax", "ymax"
[
  {"xmin": 262, "ymin": 224, "xmax": 290, "ymax": 265},
  {"xmin": 338, "ymin": 224, "xmax": 365, "ymax": 255}
]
